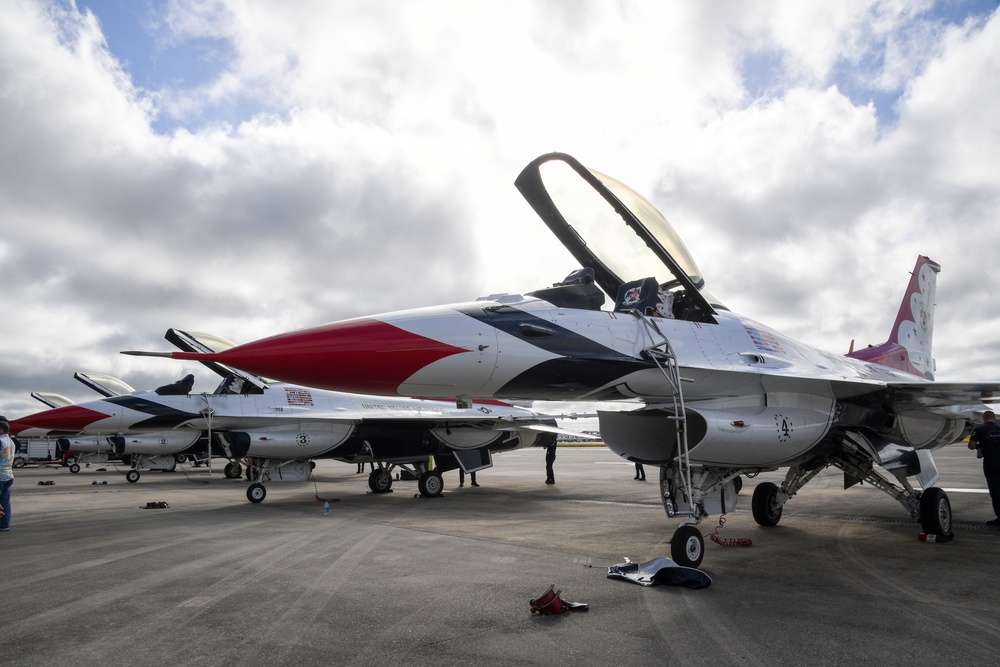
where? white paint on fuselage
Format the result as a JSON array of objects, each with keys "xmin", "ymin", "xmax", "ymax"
[{"xmin": 388, "ymin": 296, "xmax": 922, "ymax": 403}]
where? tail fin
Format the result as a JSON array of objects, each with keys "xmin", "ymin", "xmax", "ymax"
[{"xmin": 847, "ymin": 255, "xmax": 940, "ymax": 379}]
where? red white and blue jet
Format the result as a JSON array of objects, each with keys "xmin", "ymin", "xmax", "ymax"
[
  {"xmin": 122, "ymin": 153, "xmax": 1000, "ymax": 565},
  {"xmin": 13, "ymin": 329, "xmax": 580, "ymax": 503}
]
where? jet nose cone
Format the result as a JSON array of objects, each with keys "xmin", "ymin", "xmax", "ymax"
[
  {"xmin": 12, "ymin": 405, "xmax": 111, "ymax": 434},
  {"xmin": 208, "ymin": 318, "xmax": 468, "ymax": 394}
]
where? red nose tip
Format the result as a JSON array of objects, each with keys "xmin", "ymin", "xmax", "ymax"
[
  {"xmin": 183, "ymin": 318, "xmax": 468, "ymax": 394},
  {"xmin": 11, "ymin": 405, "xmax": 110, "ymax": 435}
]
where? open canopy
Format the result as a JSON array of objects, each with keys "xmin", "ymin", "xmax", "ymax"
[{"xmin": 515, "ymin": 152, "xmax": 720, "ymax": 322}]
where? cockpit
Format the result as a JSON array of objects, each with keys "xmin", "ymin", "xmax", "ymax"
[{"xmin": 516, "ymin": 153, "xmax": 726, "ymax": 323}]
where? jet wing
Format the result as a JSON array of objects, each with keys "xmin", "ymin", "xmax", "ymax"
[
  {"xmin": 225, "ymin": 398, "xmax": 596, "ymax": 435},
  {"xmin": 886, "ymin": 381, "xmax": 1000, "ymax": 411},
  {"xmin": 514, "ymin": 423, "xmax": 602, "ymax": 439}
]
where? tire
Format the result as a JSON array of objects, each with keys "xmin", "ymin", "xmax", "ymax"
[
  {"xmin": 175, "ymin": 455, "xmax": 187, "ymax": 464},
  {"xmin": 919, "ymin": 487, "xmax": 952, "ymax": 536},
  {"xmin": 670, "ymin": 524, "xmax": 705, "ymax": 568},
  {"xmin": 368, "ymin": 469, "xmax": 393, "ymax": 493},
  {"xmin": 69, "ymin": 463, "xmax": 81, "ymax": 474},
  {"xmin": 224, "ymin": 461, "xmax": 243, "ymax": 479},
  {"xmin": 126, "ymin": 470, "xmax": 140, "ymax": 483},
  {"xmin": 418, "ymin": 470, "xmax": 444, "ymax": 497},
  {"xmin": 247, "ymin": 483, "xmax": 267, "ymax": 503},
  {"xmin": 733, "ymin": 476, "xmax": 743, "ymax": 494},
  {"xmin": 12, "ymin": 457, "xmax": 26, "ymax": 469},
  {"xmin": 752, "ymin": 481, "xmax": 783, "ymax": 527}
]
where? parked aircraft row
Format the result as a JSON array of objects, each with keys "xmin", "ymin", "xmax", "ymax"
[
  {"xmin": 120, "ymin": 152, "xmax": 1000, "ymax": 568},
  {"xmin": 12, "ymin": 328, "xmax": 590, "ymax": 503}
]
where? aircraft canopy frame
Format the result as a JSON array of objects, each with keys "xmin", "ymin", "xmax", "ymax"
[{"xmin": 514, "ymin": 152, "xmax": 718, "ymax": 322}]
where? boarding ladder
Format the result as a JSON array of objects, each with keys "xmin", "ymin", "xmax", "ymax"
[{"xmin": 631, "ymin": 311, "xmax": 695, "ymax": 517}]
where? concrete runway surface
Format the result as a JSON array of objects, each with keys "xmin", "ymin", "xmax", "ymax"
[{"xmin": 2, "ymin": 443, "xmax": 998, "ymax": 666}]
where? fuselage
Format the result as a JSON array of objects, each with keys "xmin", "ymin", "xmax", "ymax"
[
  {"xmin": 11, "ymin": 384, "xmax": 552, "ymax": 461},
  {"xmin": 186, "ymin": 294, "xmax": 917, "ymax": 402},
  {"xmin": 168, "ymin": 292, "xmax": 965, "ymax": 469}
]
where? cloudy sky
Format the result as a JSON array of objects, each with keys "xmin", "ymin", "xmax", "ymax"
[{"xmin": 2, "ymin": 0, "xmax": 999, "ymax": 418}]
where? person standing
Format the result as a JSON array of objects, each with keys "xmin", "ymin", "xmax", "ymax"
[
  {"xmin": 968, "ymin": 410, "xmax": 1000, "ymax": 526},
  {"xmin": 544, "ymin": 443, "xmax": 557, "ymax": 484},
  {"xmin": 0, "ymin": 420, "xmax": 14, "ymax": 532},
  {"xmin": 634, "ymin": 462, "xmax": 646, "ymax": 481},
  {"xmin": 459, "ymin": 468, "xmax": 478, "ymax": 487}
]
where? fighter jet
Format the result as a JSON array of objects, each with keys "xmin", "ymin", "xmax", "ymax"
[
  {"xmin": 14, "ymin": 329, "xmax": 575, "ymax": 502},
  {"xmin": 17, "ymin": 371, "xmax": 208, "ymax": 474},
  {"xmin": 121, "ymin": 153, "xmax": 1000, "ymax": 566}
]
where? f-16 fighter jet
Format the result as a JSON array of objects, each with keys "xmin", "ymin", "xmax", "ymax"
[
  {"xmin": 122, "ymin": 153, "xmax": 1000, "ymax": 565},
  {"xmin": 14, "ymin": 329, "xmax": 577, "ymax": 502}
]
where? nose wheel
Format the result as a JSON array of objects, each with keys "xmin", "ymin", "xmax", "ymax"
[{"xmin": 670, "ymin": 524, "xmax": 705, "ymax": 568}]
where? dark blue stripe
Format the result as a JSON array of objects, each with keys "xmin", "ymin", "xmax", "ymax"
[{"xmin": 458, "ymin": 304, "xmax": 652, "ymax": 399}]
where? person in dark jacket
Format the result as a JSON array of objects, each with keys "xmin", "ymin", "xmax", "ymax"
[
  {"xmin": 544, "ymin": 443, "xmax": 557, "ymax": 484},
  {"xmin": 969, "ymin": 410, "xmax": 1000, "ymax": 526}
]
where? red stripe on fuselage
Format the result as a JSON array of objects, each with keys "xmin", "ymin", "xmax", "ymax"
[{"xmin": 199, "ymin": 318, "xmax": 469, "ymax": 394}]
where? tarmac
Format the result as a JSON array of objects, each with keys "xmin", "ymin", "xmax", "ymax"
[{"xmin": 2, "ymin": 442, "xmax": 999, "ymax": 667}]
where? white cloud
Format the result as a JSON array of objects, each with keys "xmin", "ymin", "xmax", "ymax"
[{"xmin": 1, "ymin": 0, "xmax": 999, "ymax": 420}]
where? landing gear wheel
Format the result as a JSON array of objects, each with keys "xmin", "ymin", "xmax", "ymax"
[
  {"xmin": 919, "ymin": 487, "xmax": 952, "ymax": 536},
  {"xmin": 13, "ymin": 457, "xmax": 26, "ymax": 469},
  {"xmin": 247, "ymin": 483, "xmax": 267, "ymax": 503},
  {"xmin": 175, "ymin": 455, "xmax": 187, "ymax": 464},
  {"xmin": 126, "ymin": 470, "xmax": 140, "ymax": 483},
  {"xmin": 671, "ymin": 524, "xmax": 705, "ymax": 568},
  {"xmin": 368, "ymin": 469, "xmax": 393, "ymax": 493},
  {"xmin": 418, "ymin": 470, "xmax": 444, "ymax": 497},
  {"xmin": 224, "ymin": 461, "xmax": 243, "ymax": 479},
  {"xmin": 733, "ymin": 476, "xmax": 743, "ymax": 494},
  {"xmin": 69, "ymin": 463, "xmax": 81, "ymax": 474},
  {"xmin": 752, "ymin": 481, "xmax": 783, "ymax": 527}
]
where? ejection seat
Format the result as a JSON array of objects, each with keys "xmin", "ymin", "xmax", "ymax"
[
  {"xmin": 154, "ymin": 374, "xmax": 195, "ymax": 396},
  {"xmin": 526, "ymin": 267, "xmax": 605, "ymax": 310}
]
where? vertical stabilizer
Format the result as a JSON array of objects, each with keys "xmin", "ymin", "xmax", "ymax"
[{"xmin": 847, "ymin": 256, "xmax": 940, "ymax": 379}]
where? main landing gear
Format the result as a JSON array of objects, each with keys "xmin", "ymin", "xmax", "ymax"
[
  {"xmin": 366, "ymin": 462, "xmax": 445, "ymax": 498},
  {"xmin": 745, "ymin": 455, "xmax": 953, "ymax": 537},
  {"xmin": 661, "ymin": 455, "xmax": 953, "ymax": 569}
]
